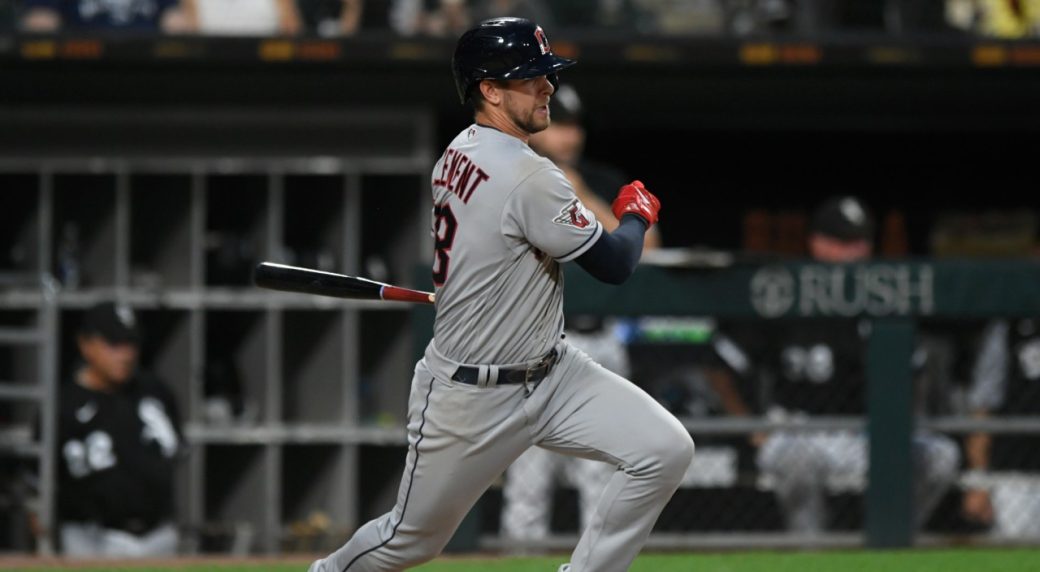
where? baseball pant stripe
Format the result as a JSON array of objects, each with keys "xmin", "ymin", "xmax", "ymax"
[{"xmin": 341, "ymin": 377, "xmax": 437, "ymax": 572}]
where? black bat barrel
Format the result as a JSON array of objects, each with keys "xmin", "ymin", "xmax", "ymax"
[{"xmin": 253, "ymin": 262, "xmax": 383, "ymax": 300}]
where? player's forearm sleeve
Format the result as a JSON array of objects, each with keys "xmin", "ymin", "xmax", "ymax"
[
  {"xmin": 969, "ymin": 320, "xmax": 1009, "ymax": 412},
  {"xmin": 575, "ymin": 215, "xmax": 647, "ymax": 285}
]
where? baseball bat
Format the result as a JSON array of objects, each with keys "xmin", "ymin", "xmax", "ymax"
[{"xmin": 253, "ymin": 262, "xmax": 435, "ymax": 305}]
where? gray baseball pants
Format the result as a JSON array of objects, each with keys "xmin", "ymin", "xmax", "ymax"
[
  {"xmin": 501, "ymin": 447, "xmax": 615, "ymax": 546},
  {"xmin": 312, "ymin": 341, "xmax": 695, "ymax": 572},
  {"xmin": 758, "ymin": 429, "xmax": 960, "ymax": 533},
  {"xmin": 60, "ymin": 522, "xmax": 178, "ymax": 557}
]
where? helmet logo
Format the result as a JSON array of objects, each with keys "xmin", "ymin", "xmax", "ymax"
[{"xmin": 534, "ymin": 26, "xmax": 550, "ymax": 55}]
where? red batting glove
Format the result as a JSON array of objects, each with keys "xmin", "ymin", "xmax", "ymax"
[{"xmin": 611, "ymin": 180, "xmax": 661, "ymax": 227}]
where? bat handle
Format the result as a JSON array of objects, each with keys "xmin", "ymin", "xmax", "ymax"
[{"xmin": 381, "ymin": 285, "xmax": 436, "ymax": 305}]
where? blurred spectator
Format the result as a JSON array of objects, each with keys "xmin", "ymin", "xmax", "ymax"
[
  {"xmin": 548, "ymin": 0, "xmax": 647, "ymax": 31},
  {"xmin": 723, "ymin": 0, "xmax": 960, "ymax": 37},
  {"xmin": 960, "ymin": 318, "xmax": 1040, "ymax": 538},
  {"xmin": 529, "ymin": 83, "xmax": 661, "ymax": 250},
  {"xmin": 55, "ymin": 302, "xmax": 184, "ymax": 556},
  {"xmin": 20, "ymin": 0, "xmax": 193, "ymax": 33},
  {"xmin": 180, "ymin": 0, "xmax": 302, "ymax": 36},
  {"xmin": 710, "ymin": 196, "xmax": 961, "ymax": 535},
  {"xmin": 297, "ymin": 0, "xmax": 364, "ymax": 36},
  {"xmin": 389, "ymin": 0, "xmax": 470, "ymax": 36},
  {"xmin": 726, "ymin": 0, "xmax": 792, "ymax": 35},
  {"xmin": 469, "ymin": 0, "xmax": 553, "ymax": 28},
  {"xmin": 392, "ymin": 0, "xmax": 646, "ymax": 33},
  {"xmin": 947, "ymin": 0, "xmax": 1040, "ymax": 38},
  {"xmin": 614, "ymin": 0, "xmax": 723, "ymax": 35},
  {"xmin": 724, "ymin": 0, "xmax": 837, "ymax": 36}
]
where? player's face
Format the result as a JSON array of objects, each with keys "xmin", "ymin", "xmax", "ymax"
[
  {"xmin": 79, "ymin": 336, "xmax": 138, "ymax": 386},
  {"xmin": 501, "ymin": 76, "xmax": 555, "ymax": 135},
  {"xmin": 809, "ymin": 234, "xmax": 873, "ymax": 262}
]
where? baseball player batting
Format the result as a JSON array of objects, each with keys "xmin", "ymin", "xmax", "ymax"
[{"xmin": 309, "ymin": 17, "xmax": 695, "ymax": 572}]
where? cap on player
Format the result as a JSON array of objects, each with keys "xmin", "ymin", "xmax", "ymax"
[
  {"xmin": 79, "ymin": 301, "xmax": 141, "ymax": 345},
  {"xmin": 810, "ymin": 195, "xmax": 874, "ymax": 242},
  {"xmin": 549, "ymin": 84, "xmax": 583, "ymax": 124}
]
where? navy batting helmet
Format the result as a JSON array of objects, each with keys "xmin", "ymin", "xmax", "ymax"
[{"xmin": 452, "ymin": 17, "xmax": 577, "ymax": 104}]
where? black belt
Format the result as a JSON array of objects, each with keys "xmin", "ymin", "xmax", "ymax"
[{"xmin": 451, "ymin": 348, "xmax": 558, "ymax": 387}]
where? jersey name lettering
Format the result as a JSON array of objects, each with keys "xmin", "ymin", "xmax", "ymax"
[{"xmin": 433, "ymin": 148, "xmax": 490, "ymax": 204}]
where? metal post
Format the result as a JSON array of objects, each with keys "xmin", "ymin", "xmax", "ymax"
[
  {"xmin": 37, "ymin": 275, "xmax": 59, "ymax": 556},
  {"xmin": 115, "ymin": 166, "xmax": 130, "ymax": 290},
  {"xmin": 36, "ymin": 169, "xmax": 57, "ymax": 556},
  {"xmin": 866, "ymin": 318, "xmax": 915, "ymax": 547},
  {"xmin": 341, "ymin": 171, "xmax": 362, "ymax": 531},
  {"xmin": 187, "ymin": 167, "xmax": 206, "ymax": 552}
]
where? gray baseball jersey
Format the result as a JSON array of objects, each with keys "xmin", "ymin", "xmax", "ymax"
[
  {"xmin": 311, "ymin": 123, "xmax": 694, "ymax": 572},
  {"xmin": 430, "ymin": 124, "xmax": 602, "ymax": 364}
]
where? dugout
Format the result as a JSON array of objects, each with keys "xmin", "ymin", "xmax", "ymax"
[{"xmin": 1, "ymin": 26, "xmax": 1039, "ymax": 556}]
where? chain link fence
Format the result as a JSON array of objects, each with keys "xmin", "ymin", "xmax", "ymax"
[{"xmin": 489, "ymin": 316, "xmax": 1040, "ymax": 549}]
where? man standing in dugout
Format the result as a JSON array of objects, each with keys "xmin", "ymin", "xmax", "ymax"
[
  {"xmin": 310, "ymin": 17, "xmax": 694, "ymax": 572},
  {"xmin": 55, "ymin": 301, "xmax": 183, "ymax": 557}
]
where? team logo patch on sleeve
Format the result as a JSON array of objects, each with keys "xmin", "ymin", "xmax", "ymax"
[{"xmin": 553, "ymin": 198, "xmax": 592, "ymax": 229}]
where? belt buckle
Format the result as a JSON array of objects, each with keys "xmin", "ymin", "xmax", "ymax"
[
  {"xmin": 520, "ymin": 349, "xmax": 555, "ymax": 389},
  {"xmin": 520, "ymin": 364, "xmax": 536, "ymax": 397},
  {"xmin": 540, "ymin": 349, "xmax": 557, "ymax": 372},
  {"xmin": 527, "ymin": 349, "xmax": 554, "ymax": 382}
]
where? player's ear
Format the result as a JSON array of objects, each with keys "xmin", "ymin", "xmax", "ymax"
[{"xmin": 478, "ymin": 79, "xmax": 503, "ymax": 106}]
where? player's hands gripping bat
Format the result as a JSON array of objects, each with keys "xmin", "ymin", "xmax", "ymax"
[
  {"xmin": 611, "ymin": 180, "xmax": 661, "ymax": 227},
  {"xmin": 253, "ymin": 262, "xmax": 435, "ymax": 305}
]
